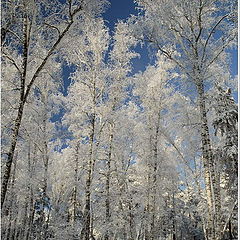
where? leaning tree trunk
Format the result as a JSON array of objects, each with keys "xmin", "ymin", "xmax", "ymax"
[
  {"xmin": 1, "ymin": 4, "xmax": 83, "ymax": 208},
  {"xmin": 197, "ymin": 80, "xmax": 221, "ymax": 240},
  {"xmin": 1, "ymin": 12, "xmax": 29, "ymax": 207},
  {"xmin": 4, "ymin": 153, "xmax": 18, "ymax": 240}
]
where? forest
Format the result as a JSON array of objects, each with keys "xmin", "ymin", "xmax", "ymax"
[{"xmin": 1, "ymin": 0, "xmax": 238, "ymax": 240}]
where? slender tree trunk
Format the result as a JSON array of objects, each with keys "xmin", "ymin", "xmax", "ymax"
[
  {"xmin": 145, "ymin": 171, "xmax": 151, "ymax": 240},
  {"xmin": 150, "ymin": 161, "xmax": 157, "ymax": 240},
  {"xmin": 145, "ymin": 123, "xmax": 153, "ymax": 240},
  {"xmin": 150, "ymin": 112, "xmax": 160, "ymax": 240},
  {"xmin": 2, "ymin": 14, "xmax": 29, "ymax": 209},
  {"xmin": 123, "ymin": 225, "xmax": 127, "ymax": 240},
  {"xmin": 25, "ymin": 143, "xmax": 36, "ymax": 240},
  {"xmin": 73, "ymin": 143, "xmax": 80, "ymax": 223},
  {"xmin": 1, "ymin": 104, "xmax": 24, "ymax": 208},
  {"xmin": 5, "ymin": 153, "xmax": 18, "ymax": 240},
  {"xmin": 172, "ymin": 193, "xmax": 176, "ymax": 240},
  {"xmin": 42, "ymin": 92, "xmax": 50, "ymax": 240},
  {"xmin": 104, "ymin": 123, "xmax": 113, "ymax": 240},
  {"xmin": 197, "ymin": 80, "xmax": 221, "ymax": 240},
  {"xmin": 20, "ymin": 144, "xmax": 32, "ymax": 239},
  {"xmin": 25, "ymin": 194, "xmax": 34, "ymax": 240},
  {"xmin": 22, "ymin": 196, "xmax": 30, "ymax": 239},
  {"xmin": 84, "ymin": 134, "xmax": 93, "ymax": 240},
  {"xmin": 128, "ymin": 197, "xmax": 134, "ymax": 240},
  {"xmin": 81, "ymin": 115, "xmax": 96, "ymax": 240},
  {"xmin": 42, "ymin": 90, "xmax": 49, "ymax": 194},
  {"xmin": 1, "ymin": 4, "xmax": 83, "ymax": 207},
  {"xmin": 1, "ymin": 11, "xmax": 30, "ymax": 207},
  {"xmin": 228, "ymin": 220, "xmax": 233, "ymax": 240},
  {"xmin": 72, "ymin": 185, "xmax": 77, "ymax": 223},
  {"xmin": 90, "ymin": 206, "xmax": 95, "ymax": 240}
]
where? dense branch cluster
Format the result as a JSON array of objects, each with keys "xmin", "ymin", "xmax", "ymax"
[{"xmin": 1, "ymin": 0, "xmax": 237, "ymax": 240}]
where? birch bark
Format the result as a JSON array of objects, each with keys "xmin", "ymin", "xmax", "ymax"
[
  {"xmin": 1, "ymin": 2, "xmax": 84, "ymax": 207},
  {"xmin": 104, "ymin": 123, "xmax": 113, "ymax": 240}
]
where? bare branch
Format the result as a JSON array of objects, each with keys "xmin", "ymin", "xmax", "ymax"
[
  {"xmin": 3, "ymin": 29, "xmax": 23, "ymax": 43},
  {"xmin": 44, "ymin": 23, "xmax": 61, "ymax": 36},
  {"xmin": 23, "ymin": 4, "xmax": 83, "ymax": 104},
  {"xmin": 2, "ymin": 53, "xmax": 22, "ymax": 74},
  {"xmin": 201, "ymin": 14, "xmax": 229, "ymax": 64}
]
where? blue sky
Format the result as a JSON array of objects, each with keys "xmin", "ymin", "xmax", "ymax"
[
  {"xmin": 61, "ymin": 0, "xmax": 238, "ymax": 98},
  {"xmin": 103, "ymin": 0, "xmax": 237, "ymax": 76},
  {"xmin": 56, "ymin": 0, "xmax": 237, "ymax": 149},
  {"xmin": 103, "ymin": 0, "xmax": 152, "ymax": 74},
  {"xmin": 103, "ymin": 0, "xmax": 238, "ymax": 101},
  {"xmin": 103, "ymin": 0, "xmax": 137, "ymax": 29}
]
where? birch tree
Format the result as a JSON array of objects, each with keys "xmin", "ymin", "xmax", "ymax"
[
  {"xmin": 61, "ymin": 16, "xmax": 111, "ymax": 239},
  {"xmin": 132, "ymin": 54, "xmax": 175, "ymax": 239},
  {"xmin": 1, "ymin": 1, "xmax": 236, "ymax": 239},
  {"xmin": 127, "ymin": 0, "xmax": 237, "ymax": 239},
  {"xmin": 209, "ymin": 84, "xmax": 238, "ymax": 239},
  {"xmin": 1, "ymin": 0, "xmax": 108, "ymax": 208}
]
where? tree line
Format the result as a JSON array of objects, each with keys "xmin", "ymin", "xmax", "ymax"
[{"xmin": 1, "ymin": 0, "xmax": 237, "ymax": 239}]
